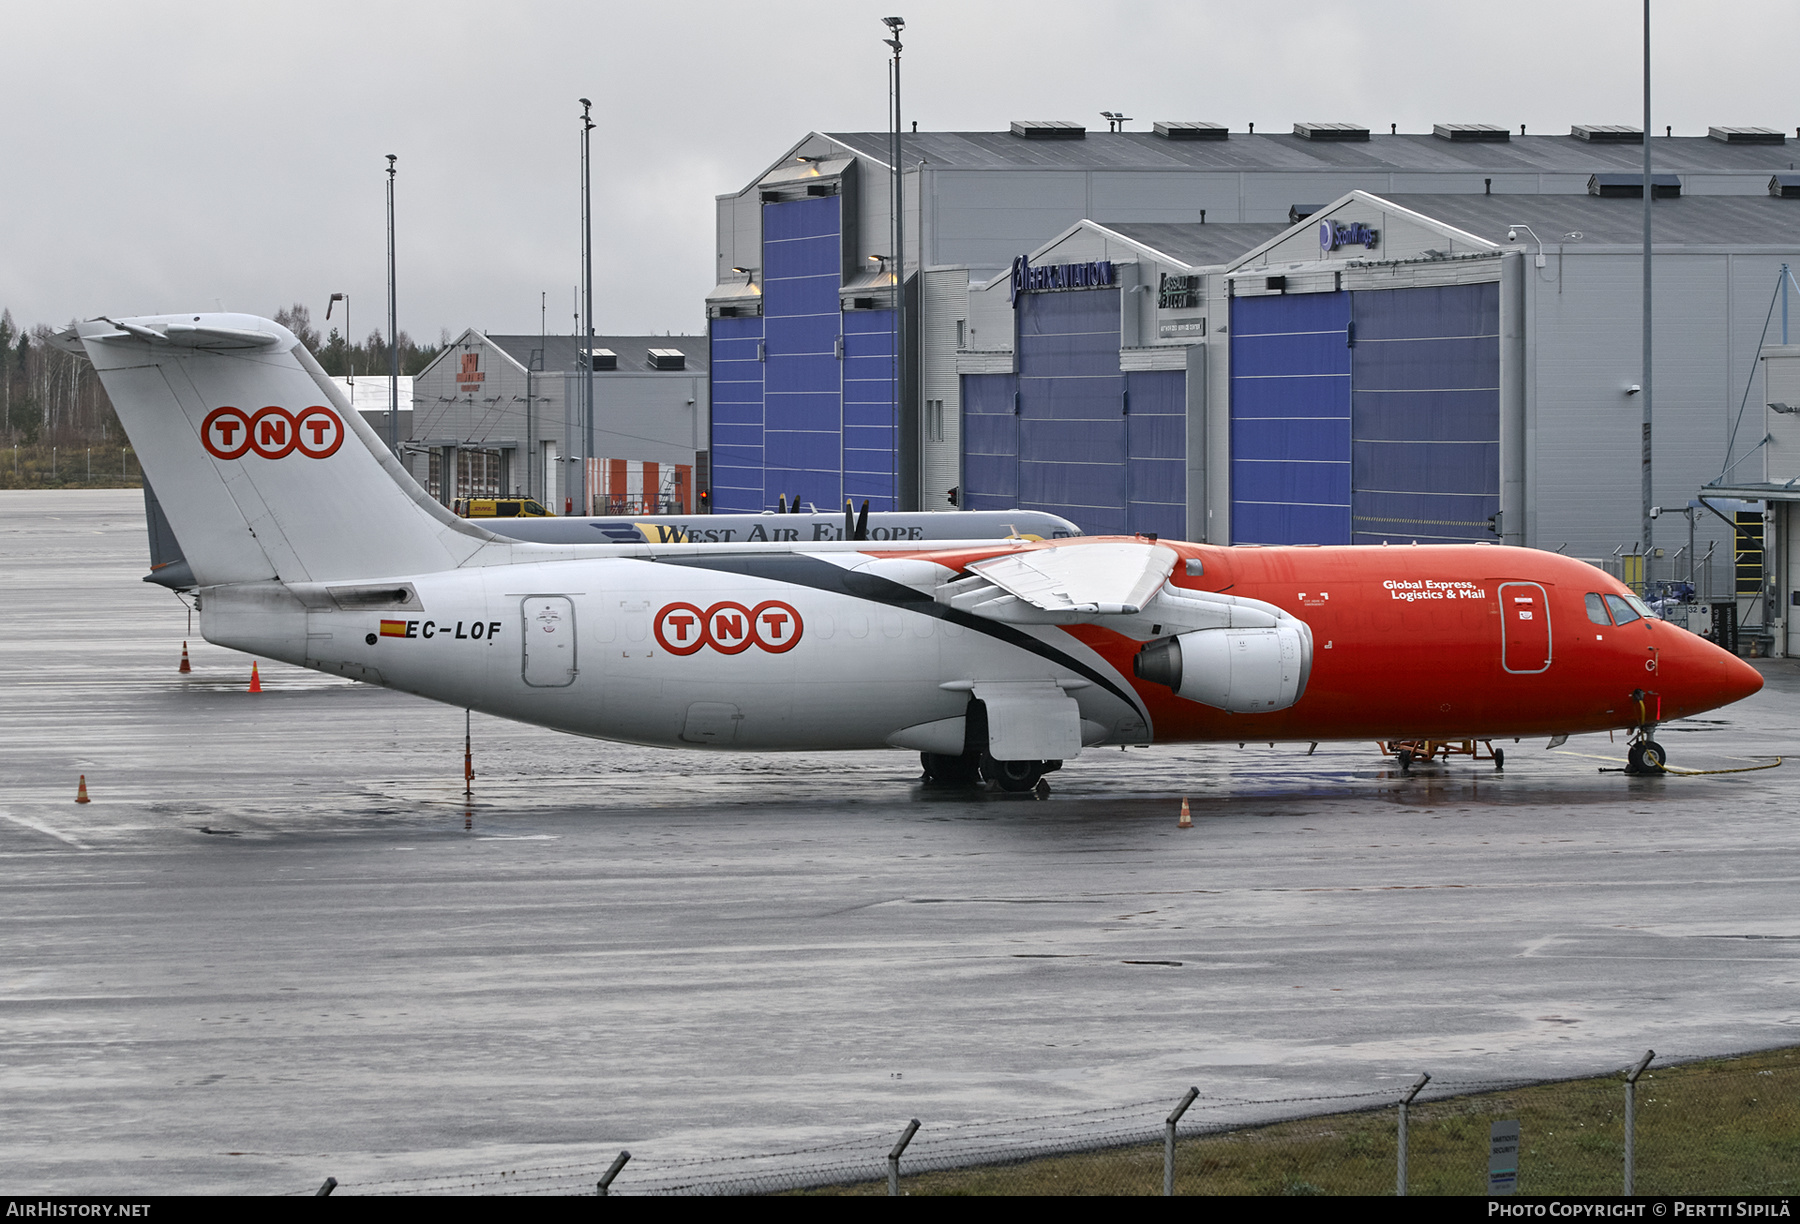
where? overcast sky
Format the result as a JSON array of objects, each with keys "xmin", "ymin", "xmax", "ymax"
[{"xmin": 6, "ymin": 0, "xmax": 1798, "ymax": 341}]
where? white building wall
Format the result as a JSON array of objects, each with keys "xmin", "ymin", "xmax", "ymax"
[
  {"xmin": 1522, "ymin": 248, "xmax": 1790, "ymax": 567},
  {"xmin": 920, "ymin": 267, "xmax": 968, "ymax": 511}
]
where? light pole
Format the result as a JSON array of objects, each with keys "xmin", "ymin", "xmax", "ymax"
[
  {"xmin": 579, "ymin": 97, "xmax": 596, "ymax": 517},
  {"xmin": 1641, "ymin": 0, "xmax": 1655, "ymax": 554},
  {"xmin": 326, "ymin": 292, "xmax": 350, "ymax": 398},
  {"xmin": 527, "ymin": 290, "xmax": 545, "ymax": 503},
  {"xmin": 883, "ymin": 16, "xmax": 904, "ymax": 511},
  {"xmin": 386, "ymin": 154, "xmax": 400, "ymax": 458}
]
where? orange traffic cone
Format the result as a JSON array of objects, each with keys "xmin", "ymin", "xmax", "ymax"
[
  {"xmin": 179, "ymin": 641, "xmax": 191, "ymax": 674},
  {"xmin": 75, "ymin": 775, "xmax": 90, "ymax": 804},
  {"xmin": 248, "ymin": 661, "xmax": 263, "ymax": 693},
  {"xmin": 1178, "ymin": 796, "xmax": 1192, "ymax": 829}
]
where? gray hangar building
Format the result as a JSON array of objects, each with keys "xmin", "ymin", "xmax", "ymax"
[
  {"xmin": 961, "ymin": 189, "xmax": 1800, "ymax": 575},
  {"xmin": 408, "ymin": 330, "xmax": 708, "ymax": 513},
  {"xmin": 706, "ymin": 122, "xmax": 1800, "ymax": 564}
]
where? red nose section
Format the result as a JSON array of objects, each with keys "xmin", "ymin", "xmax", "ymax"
[{"xmin": 1662, "ymin": 630, "xmax": 1763, "ymax": 719}]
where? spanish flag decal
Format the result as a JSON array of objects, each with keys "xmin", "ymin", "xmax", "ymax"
[{"xmin": 379, "ymin": 620, "xmax": 408, "ymax": 638}]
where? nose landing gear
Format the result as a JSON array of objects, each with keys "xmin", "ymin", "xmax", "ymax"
[
  {"xmin": 1626, "ymin": 736, "xmax": 1668, "ymax": 775},
  {"xmin": 1624, "ymin": 690, "xmax": 1668, "ymax": 776}
]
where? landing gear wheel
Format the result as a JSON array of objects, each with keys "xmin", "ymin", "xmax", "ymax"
[
  {"xmin": 1627, "ymin": 740, "xmax": 1667, "ymax": 775},
  {"xmin": 1634, "ymin": 738, "xmax": 1670, "ymax": 774},
  {"xmin": 1397, "ymin": 749, "xmax": 1413, "ymax": 773},
  {"xmin": 1493, "ymin": 748, "xmax": 1505, "ymax": 772},
  {"xmin": 981, "ymin": 755, "xmax": 1048, "ymax": 793},
  {"xmin": 921, "ymin": 751, "xmax": 982, "ymax": 788}
]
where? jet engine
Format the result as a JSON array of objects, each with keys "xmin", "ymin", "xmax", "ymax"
[{"xmin": 1133, "ymin": 623, "xmax": 1313, "ymax": 713}]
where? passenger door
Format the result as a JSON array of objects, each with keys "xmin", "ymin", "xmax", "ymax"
[
  {"xmin": 521, "ymin": 596, "xmax": 577, "ymax": 687},
  {"xmin": 1499, "ymin": 582, "xmax": 1552, "ymax": 674}
]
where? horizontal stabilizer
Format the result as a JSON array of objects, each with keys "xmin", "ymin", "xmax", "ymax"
[{"xmin": 97, "ymin": 318, "xmax": 284, "ymax": 348}]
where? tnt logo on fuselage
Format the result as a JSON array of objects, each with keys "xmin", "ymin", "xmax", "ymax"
[
  {"xmin": 202, "ymin": 405, "xmax": 345, "ymax": 461},
  {"xmin": 654, "ymin": 600, "xmax": 803, "ymax": 656}
]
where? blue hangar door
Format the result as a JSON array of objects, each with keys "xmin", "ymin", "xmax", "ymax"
[
  {"xmin": 962, "ymin": 286, "xmax": 1184, "ymax": 538},
  {"xmin": 761, "ymin": 194, "xmax": 848, "ymax": 514},
  {"xmin": 1229, "ymin": 283, "xmax": 1498, "ymax": 545},
  {"xmin": 713, "ymin": 192, "xmax": 898, "ymax": 516}
]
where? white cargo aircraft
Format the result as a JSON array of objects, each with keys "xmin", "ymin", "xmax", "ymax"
[
  {"xmin": 57, "ymin": 312, "xmax": 1308, "ymax": 793},
  {"xmin": 63, "ymin": 314, "xmax": 1758, "ymax": 791}
]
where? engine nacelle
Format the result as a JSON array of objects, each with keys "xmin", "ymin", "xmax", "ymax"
[{"xmin": 1133, "ymin": 624, "xmax": 1312, "ymax": 714}]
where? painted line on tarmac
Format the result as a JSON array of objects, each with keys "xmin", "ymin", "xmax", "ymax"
[{"xmin": 0, "ymin": 808, "xmax": 92, "ymax": 849}]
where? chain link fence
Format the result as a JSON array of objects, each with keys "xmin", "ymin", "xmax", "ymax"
[{"xmin": 304, "ymin": 1045, "xmax": 1798, "ymax": 1195}]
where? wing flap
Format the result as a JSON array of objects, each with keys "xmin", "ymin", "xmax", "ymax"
[{"xmin": 967, "ymin": 541, "xmax": 1176, "ymax": 615}]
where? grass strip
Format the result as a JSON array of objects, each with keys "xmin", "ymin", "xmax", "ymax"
[{"xmin": 793, "ymin": 1046, "xmax": 1799, "ymax": 1196}]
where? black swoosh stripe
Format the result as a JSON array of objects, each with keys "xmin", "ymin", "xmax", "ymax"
[{"xmin": 650, "ymin": 553, "xmax": 1146, "ymax": 717}]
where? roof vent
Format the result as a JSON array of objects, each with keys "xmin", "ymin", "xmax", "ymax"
[
  {"xmin": 1154, "ymin": 121, "xmax": 1228, "ymax": 142},
  {"xmin": 1010, "ymin": 120, "xmax": 1086, "ymax": 140},
  {"xmin": 1433, "ymin": 123, "xmax": 1510, "ymax": 142},
  {"xmin": 1288, "ymin": 204, "xmax": 1323, "ymax": 224},
  {"xmin": 1571, "ymin": 124, "xmax": 1643, "ymax": 143},
  {"xmin": 1293, "ymin": 122, "xmax": 1369, "ymax": 142},
  {"xmin": 1710, "ymin": 126, "xmax": 1786, "ymax": 145},
  {"xmin": 647, "ymin": 348, "xmax": 686, "ymax": 371},
  {"xmin": 587, "ymin": 349, "xmax": 617, "ymax": 372},
  {"xmin": 1588, "ymin": 173, "xmax": 1681, "ymax": 198},
  {"xmin": 1771, "ymin": 175, "xmax": 1800, "ymax": 198}
]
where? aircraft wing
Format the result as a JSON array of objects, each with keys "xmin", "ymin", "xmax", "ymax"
[
  {"xmin": 963, "ymin": 541, "xmax": 1176, "ymax": 615},
  {"xmin": 932, "ymin": 539, "xmax": 1296, "ymax": 637}
]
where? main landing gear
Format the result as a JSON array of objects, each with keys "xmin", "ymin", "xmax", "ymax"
[{"xmin": 921, "ymin": 752, "xmax": 1062, "ymax": 794}]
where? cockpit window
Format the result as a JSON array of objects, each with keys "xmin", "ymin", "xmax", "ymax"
[
  {"xmin": 1585, "ymin": 593, "xmax": 1610, "ymax": 625},
  {"xmin": 1603, "ymin": 594, "xmax": 1641, "ymax": 626},
  {"xmin": 1622, "ymin": 592, "xmax": 1655, "ymax": 620}
]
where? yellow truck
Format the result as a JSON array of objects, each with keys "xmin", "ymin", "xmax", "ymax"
[{"xmin": 452, "ymin": 497, "xmax": 553, "ymax": 518}]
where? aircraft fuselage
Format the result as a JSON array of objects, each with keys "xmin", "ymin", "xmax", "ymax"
[{"xmin": 205, "ymin": 539, "xmax": 1759, "ymax": 753}]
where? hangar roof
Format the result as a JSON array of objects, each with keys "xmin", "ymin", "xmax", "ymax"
[
  {"xmin": 1378, "ymin": 193, "xmax": 1800, "ymax": 247},
  {"xmin": 482, "ymin": 334, "xmax": 709, "ymax": 375},
  {"xmin": 1097, "ymin": 222, "xmax": 1289, "ymax": 267},
  {"xmin": 819, "ymin": 130, "xmax": 1800, "ymax": 176}
]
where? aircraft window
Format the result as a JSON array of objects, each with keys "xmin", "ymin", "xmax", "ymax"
[
  {"xmin": 1622, "ymin": 593, "xmax": 1655, "ymax": 620},
  {"xmin": 1585, "ymin": 593, "xmax": 1611, "ymax": 625},
  {"xmin": 1185, "ymin": 558, "xmax": 1204, "ymax": 577},
  {"xmin": 1603, "ymin": 594, "xmax": 1641, "ymax": 625}
]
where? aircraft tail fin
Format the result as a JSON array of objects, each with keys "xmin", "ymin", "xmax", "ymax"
[{"xmin": 61, "ymin": 314, "xmax": 496, "ymax": 585}]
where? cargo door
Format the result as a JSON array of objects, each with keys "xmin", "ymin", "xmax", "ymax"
[
  {"xmin": 522, "ymin": 596, "xmax": 577, "ymax": 687},
  {"xmin": 1499, "ymin": 582, "xmax": 1551, "ymax": 674}
]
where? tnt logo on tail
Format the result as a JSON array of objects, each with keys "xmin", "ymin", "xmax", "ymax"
[{"xmin": 203, "ymin": 405, "xmax": 345, "ymax": 461}]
